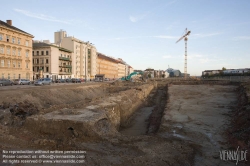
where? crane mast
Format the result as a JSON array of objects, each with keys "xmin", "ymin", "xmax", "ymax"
[{"xmin": 176, "ymin": 28, "xmax": 191, "ymax": 79}]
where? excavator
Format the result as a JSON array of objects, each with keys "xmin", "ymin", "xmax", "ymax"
[{"xmin": 121, "ymin": 71, "xmax": 148, "ymax": 81}]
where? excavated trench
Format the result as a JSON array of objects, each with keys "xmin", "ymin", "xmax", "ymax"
[
  {"xmin": 8, "ymin": 82, "xmax": 162, "ymax": 144},
  {"xmin": 120, "ymin": 84, "xmax": 168, "ymax": 136}
]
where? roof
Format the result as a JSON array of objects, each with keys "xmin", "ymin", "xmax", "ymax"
[
  {"xmin": 97, "ymin": 53, "xmax": 119, "ymax": 63},
  {"xmin": 203, "ymin": 70, "xmax": 222, "ymax": 72},
  {"xmin": 33, "ymin": 42, "xmax": 72, "ymax": 53},
  {"xmin": 0, "ymin": 20, "xmax": 34, "ymax": 37}
]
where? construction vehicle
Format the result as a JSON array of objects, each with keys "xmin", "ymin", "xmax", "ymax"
[{"xmin": 121, "ymin": 71, "xmax": 147, "ymax": 81}]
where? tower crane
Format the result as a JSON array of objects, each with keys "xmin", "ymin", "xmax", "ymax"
[{"xmin": 176, "ymin": 28, "xmax": 191, "ymax": 79}]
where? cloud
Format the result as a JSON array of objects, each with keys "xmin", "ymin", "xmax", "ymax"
[
  {"xmin": 192, "ymin": 32, "xmax": 222, "ymax": 38},
  {"xmin": 129, "ymin": 14, "xmax": 147, "ymax": 23},
  {"xmin": 233, "ymin": 36, "xmax": 250, "ymax": 40},
  {"xmin": 14, "ymin": 8, "xmax": 70, "ymax": 24}
]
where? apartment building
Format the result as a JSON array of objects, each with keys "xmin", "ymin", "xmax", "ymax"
[
  {"xmin": 33, "ymin": 42, "xmax": 73, "ymax": 80},
  {"xmin": 128, "ymin": 66, "xmax": 134, "ymax": 75},
  {"xmin": 0, "ymin": 20, "xmax": 34, "ymax": 80},
  {"xmin": 54, "ymin": 30, "xmax": 97, "ymax": 80},
  {"xmin": 96, "ymin": 52, "xmax": 118, "ymax": 79},
  {"xmin": 117, "ymin": 62, "xmax": 125, "ymax": 78}
]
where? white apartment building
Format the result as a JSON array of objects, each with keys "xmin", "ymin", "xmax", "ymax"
[
  {"xmin": 33, "ymin": 41, "xmax": 73, "ymax": 80},
  {"xmin": 54, "ymin": 30, "xmax": 97, "ymax": 79}
]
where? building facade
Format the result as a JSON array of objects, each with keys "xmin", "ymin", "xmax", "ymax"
[
  {"xmin": 0, "ymin": 20, "xmax": 34, "ymax": 80},
  {"xmin": 117, "ymin": 62, "xmax": 126, "ymax": 78},
  {"xmin": 54, "ymin": 30, "xmax": 97, "ymax": 80},
  {"xmin": 33, "ymin": 42, "xmax": 72, "ymax": 80},
  {"xmin": 128, "ymin": 66, "xmax": 134, "ymax": 75},
  {"xmin": 96, "ymin": 52, "xmax": 118, "ymax": 79}
]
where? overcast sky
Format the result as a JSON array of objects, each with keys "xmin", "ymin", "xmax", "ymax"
[{"xmin": 1, "ymin": 0, "xmax": 250, "ymax": 75}]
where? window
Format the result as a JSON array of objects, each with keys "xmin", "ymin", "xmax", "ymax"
[
  {"xmin": 0, "ymin": 34, "xmax": 2, "ymax": 41},
  {"xmin": 46, "ymin": 51, "xmax": 48, "ymax": 55},
  {"xmin": 46, "ymin": 59, "xmax": 48, "ymax": 64},
  {"xmin": 18, "ymin": 50, "xmax": 21, "ymax": 56},
  {"xmin": 12, "ymin": 37, "xmax": 15, "ymax": 44},
  {"xmin": 18, "ymin": 62, "xmax": 21, "ymax": 68},
  {"xmin": 32, "ymin": 51, "xmax": 34, "ymax": 56},
  {"xmin": 1, "ymin": 60, "xmax": 4, "ymax": 67},
  {"xmin": 37, "ymin": 51, "xmax": 39, "ymax": 55},
  {"xmin": 12, "ymin": 49, "xmax": 16, "ymax": 55},
  {"xmin": 46, "ymin": 67, "xmax": 49, "ymax": 72},
  {"xmin": 37, "ymin": 67, "xmax": 39, "ymax": 71},
  {"xmin": 7, "ymin": 48, "xmax": 10, "ymax": 55},
  {"xmin": 1, "ymin": 73, "xmax": 4, "ymax": 78},
  {"xmin": 26, "ymin": 62, "xmax": 28, "ymax": 68},
  {"xmin": 37, "ymin": 59, "xmax": 39, "ymax": 64},
  {"xmin": 41, "ymin": 59, "xmax": 44, "ymax": 64},
  {"xmin": 0, "ymin": 47, "xmax": 4, "ymax": 54},
  {"xmin": 18, "ymin": 38, "xmax": 20, "ymax": 45},
  {"xmin": 26, "ymin": 51, "xmax": 29, "ymax": 57},
  {"xmin": 33, "ymin": 67, "xmax": 34, "ymax": 71},
  {"xmin": 41, "ymin": 51, "xmax": 44, "ymax": 55},
  {"xmin": 25, "ymin": 41, "xmax": 29, "ymax": 46},
  {"xmin": 7, "ymin": 60, "xmax": 10, "ymax": 67},
  {"xmin": 6, "ymin": 35, "xmax": 9, "ymax": 42},
  {"xmin": 13, "ymin": 61, "xmax": 16, "ymax": 68}
]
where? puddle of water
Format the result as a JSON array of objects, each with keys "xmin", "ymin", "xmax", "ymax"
[{"xmin": 120, "ymin": 107, "xmax": 154, "ymax": 136}]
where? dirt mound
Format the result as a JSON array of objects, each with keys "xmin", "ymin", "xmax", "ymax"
[
  {"xmin": 10, "ymin": 101, "xmax": 39, "ymax": 118},
  {"xmin": 227, "ymin": 83, "xmax": 250, "ymax": 164}
]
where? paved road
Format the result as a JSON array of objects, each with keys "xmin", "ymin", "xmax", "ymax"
[{"xmin": 0, "ymin": 81, "xmax": 111, "ymax": 91}]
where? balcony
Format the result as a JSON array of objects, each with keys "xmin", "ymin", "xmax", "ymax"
[
  {"xmin": 59, "ymin": 65, "xmax": 72, "ymax": 68},
  {"xmin": 59, "ymin": 57, "xmax": 71, "ymax": 61},
  {"xmin": 59, "ymin": 71, "xmax": 72, "ymax": 75}
]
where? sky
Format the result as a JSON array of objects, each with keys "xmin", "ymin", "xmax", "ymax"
[{"xmin": 1, "ymin": 0, "xmax": 250, "ymax": 76}]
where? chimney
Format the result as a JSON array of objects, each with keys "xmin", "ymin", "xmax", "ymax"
[{"xmin": 6, "ymin": 20, "xmax": 12, "ymax": 26}]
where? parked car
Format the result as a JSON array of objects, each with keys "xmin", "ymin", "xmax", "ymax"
[
  {"xmin": 95, "ymin": 78, "xmax": 103, "ymax": 82},
  {"xmin": 104, "ymin": 78, "xmax": 110, "ymax": 81},
  {"xmin": 13, "ymin": 79, "xmax": 30, "ymax": 85},
  {"xmin": 0, "ymin": 79, "xmax": 13, "ymax": 86},
  {"xmin": 72, "ymin": 78, "xmax": 81, "ymax": 83},
  {"xmin": 66, "ymin": 79, "xmax": 72, "ymax": 83},
  {"xmin": 55, "ymin": 79, "xmax": 66, "ymax": 83},
  {"xmin": 80, "ymin": 78, "xmax": 85, "ymax": 82},
  {"xmin": 34, "ymin": 78, "xmax": 52, "ymax": 86}
]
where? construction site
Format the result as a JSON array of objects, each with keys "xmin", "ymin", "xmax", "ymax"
[{"xmin": 0, "ymin": 78, "xmax": 249, "ymax": 166}]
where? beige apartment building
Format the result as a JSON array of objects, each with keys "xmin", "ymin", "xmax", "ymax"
[
  {"xmin": 96, "ymin": 52, "xmax": 118, "ymax": 79},
  {"xmin": 54, "ymin": 30, "xmax": 97, "ymax": 80},
  {"xmin": 0, "ymin": 20, "xmax": 34, "ymax": 80},
  {"xmin": 129, "ymin": 66, "xmax": 134, "ymax": 75},
  {"xmin": 117, "ymin": 58, "xmax": 127, "ymax": 78},
  {"xmin": 33, "ymin": 42, "xmax": 72, "ymax": 80}
]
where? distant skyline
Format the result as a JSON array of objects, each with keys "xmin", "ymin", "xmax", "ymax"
[{"xmin": 1, "ymin": 0, "xmax": 250, "ymax": 75}]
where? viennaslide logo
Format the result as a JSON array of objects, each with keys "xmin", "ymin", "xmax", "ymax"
[{"xmin": 220, "ymin": 146, "xmax": 248, "ymax": 165}]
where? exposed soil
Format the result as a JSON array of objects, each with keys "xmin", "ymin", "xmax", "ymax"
[{"xmin": 0, "ymin": 80, "xmax": 248, "ymax": 166}]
